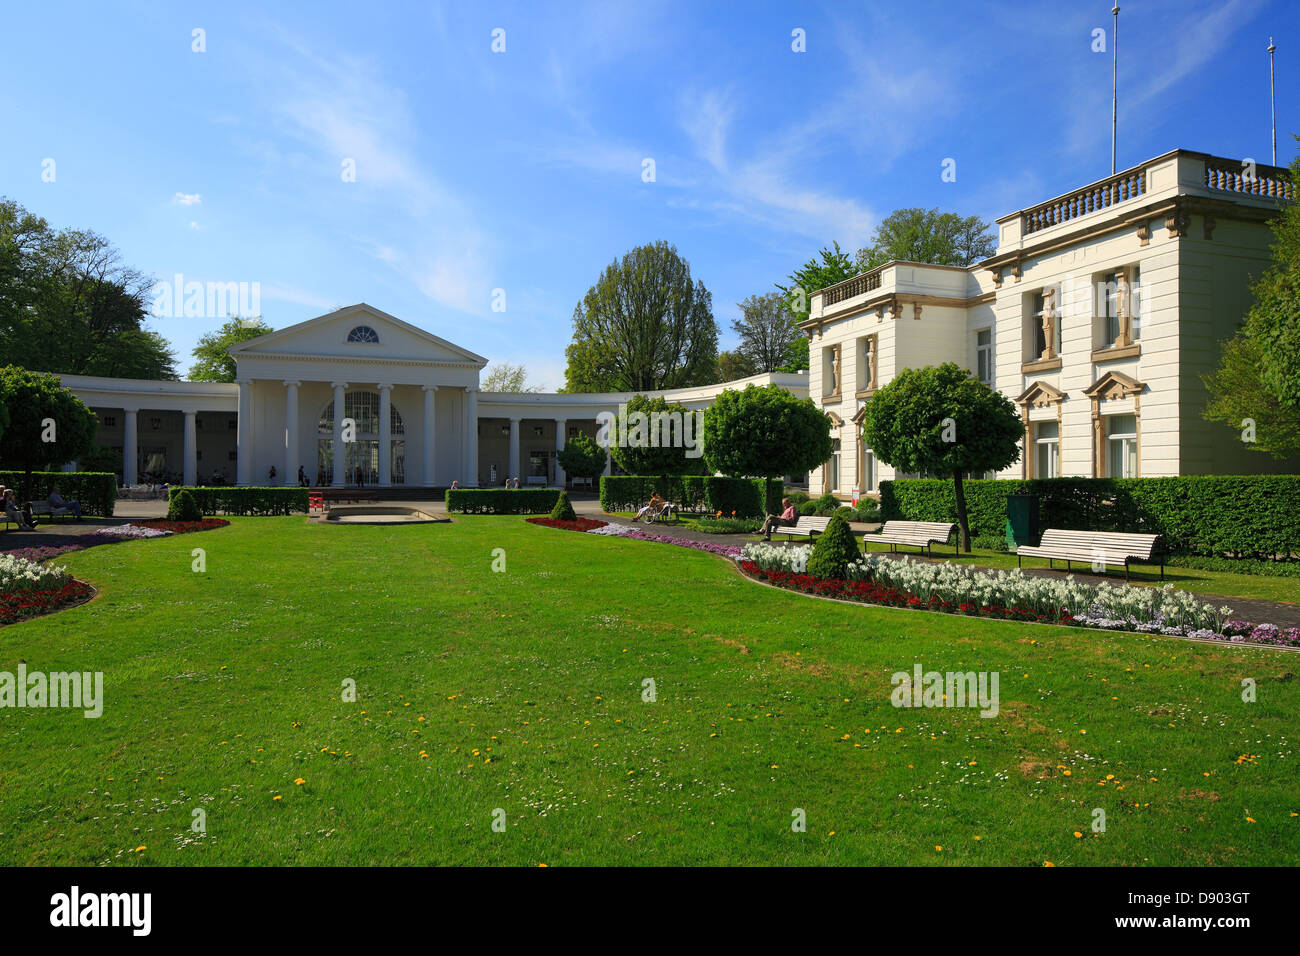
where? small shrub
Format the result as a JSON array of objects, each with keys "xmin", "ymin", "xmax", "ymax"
[
  {"xmin": 549, "ymin": 491, "xmax": 577, "ymax": 521},
  {"xmin": 834, "ymin": 506, "xmax": 857, "ymax": 521},
  {"xmin": 167, "ymin": 489, "xmax": 202, "ymax": 522},
  {"xmin": 855, "ymin": 501, "xmax": 882, "ymax": 523},
  {"xmin": 787, "ymin": 491, "xmax": 810, "ymax": 505},
  {"xmin": 812, "ymin": 492, "xmax": 839, "ymax": 517},
  {"xmin": 798, "ymin": 501, "xmax": 818, "ymax": 517},
  {"xmin": 807, "ymin": 515, "xmax": 860, "ymax": 580}
]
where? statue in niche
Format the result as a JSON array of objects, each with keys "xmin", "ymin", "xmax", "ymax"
[{"xmin": 1040, "ymin": 288, "xmax": 1057, "ymax": 358}]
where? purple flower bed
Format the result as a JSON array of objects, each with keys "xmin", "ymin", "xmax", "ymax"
[{"xmin": 582, "ymin": 521, "xmax": 742, "ymax": 558}]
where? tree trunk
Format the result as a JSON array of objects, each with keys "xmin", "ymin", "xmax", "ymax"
[{"xmin": 953, "ymin": 469, "xmax": 972, "ymax": 553}]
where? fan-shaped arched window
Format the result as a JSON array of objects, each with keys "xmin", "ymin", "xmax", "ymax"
[{"xmin": 347, "ymin": 325, "xmax": 380, "ymax": 343}]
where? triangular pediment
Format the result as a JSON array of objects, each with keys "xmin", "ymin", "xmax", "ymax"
[
  {"xmin": 228, "ymin": 303, "xmax": 487, "ymax": 366},
  {"xmin": 1015, "ymin": 380, "xmax": 1067, "ymax": 407},
  {"xmin": 851, "ymin": 404, "xmax": 867, "ymax": 426},
  {"xmin": 825, "ymin": 410, "xmax": 845, "ymax": 427},
  {"xmin": 1083, "ymin": 369, "xmax": 1145, "ymax": 400}
]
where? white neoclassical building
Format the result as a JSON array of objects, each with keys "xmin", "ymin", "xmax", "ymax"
[
  {"xmin": 59, "ymin": 303, "xmax": 809, "ymax": 489},
  {"xmin": 802, "ymin": 148, "xmax": 1297, "ymax": 497}
]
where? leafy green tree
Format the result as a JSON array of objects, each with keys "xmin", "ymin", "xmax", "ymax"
[
  {"xmin": 860, "ymin": 363, "xmax": 1022, "ymax": 552},
  {"xmin": 702, "ymin": 383, "xmax": 832, "ymax": 479},
  {"xmin": 806, "ymin": 514, "xmax": 859, "ymax": 579},
  {"xmin": 606, "ymin": 393, "xmax": 707, "ymax": 476},
  {"xmin": 856, "ymin": 208, "xmax": 997, "ymax": 271},
  {"xmin": 0, "ymin": 198, "xmax": 178, "ymax": 379},
  {"xmin": 732, "ymin": 292, "xmax": 797, "ymax": 373},
  {"xmin": 481, "ymin": 362, "xmax": 544, "ymax": 392},
  {"xmin": 714, "ymin": 350, "xmax": 755, "ymax": 383},
  {"xmin": 1204, "ymin": 145, "xmax": 1300, "ymax": 450},
  {"xmin": 0, "ymin": 366, "xmax": 98, "ymax": 476},
  {"xmin": 774, "ymin": 242, "xmax": 857, "ymax": 371},
  {"xmin": 1203, "ymin": 335, "xmax": 1300, "ymax": 458},
  {"xmin": 564, "ymin": 241, "xmax": 718, "ymax": 392},
  {"xmin": 557, "ymin": 432, "xmax": 607, "ymax": 482},
  {"xmin": 190, "ymin": 317, "xmax": 273, "ymax": 382}
]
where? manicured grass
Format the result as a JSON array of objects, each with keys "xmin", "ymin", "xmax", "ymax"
[{"xmin": 1, "ymin": 517, "xmax": 1297, "ymax": 866}]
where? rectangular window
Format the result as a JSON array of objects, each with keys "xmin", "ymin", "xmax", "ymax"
[
  {"xmin": 858, "ymin": 445, "xmax": 876, "ymax": 493},
  {"xmin": 1106, "ymin": 414, "xmax": 1138, "ymax": 477},
  {"xmin": 102, "ymin": 415, "xmax": 116, "ymax": 427},
  {"xmin": 975, "ymin": 329, "xmax": 992, "ymax": 384},
  {"xmin": 1034, "ymin": 420, "xmax": 1060, "ymax": 478},
  {"xmin": 826, "ymin": 439, "xmax": 841, "ymax": 493},
  {"xmin": 567, "ymin": 425, "xmax": 580, "ymax": 438},
  {"xmin": 228, "ymin": 418, "xmax": 238, "ymax": 430}
]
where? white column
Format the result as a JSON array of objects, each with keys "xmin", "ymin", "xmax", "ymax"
[
  {"xmin": 183, "ymin": 410, "xmax": 197, "ymax": 487},
  {"xmin": 122, "ymin": 408, "xmax": 139, "ymax": 486},
  {"xmin": 465, "ymin": 388, "xmax": 479, "ymax": 487},
  {"xmin": 236, "ymin": 380, "xmax": 253, "ymax": 486},
  {"xmin": 422, "ymin": 386, "xmax": 437, "ymax": 487},
  {"xmin": 331, "ymin": 382, "xmax": 347, "ymax": 487},
  {"xmin": 554, "ymin": 418, "xmax": 567, "ymax": 488},
  {"xmin": 508, "ymin": 417, "xmax": 521, "ymax": 484},
  {"xmin": 378, "ymin": 383, "xmax": 393, "ymax": 487},
  {"xmin": 283, "ymin": 381, "xmax": 300, "ymax": 487}
]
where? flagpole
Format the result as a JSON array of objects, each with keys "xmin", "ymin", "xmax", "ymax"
[
  {"xmin": 1112, "ymin": 5, "xmax": 1120, "ymax": 175},
  {"xmin": 1269, "ymin": 37, "xmax": 1277, "ymax": 166}
]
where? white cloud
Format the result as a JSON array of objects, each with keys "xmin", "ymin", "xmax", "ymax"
[
  {"xmin": 188, "ymin": 221, "xmax": 201, "ymax": 230},
  {"xmin": 173, "ymin": 192, "xmax": 202, "ymax": 206}
]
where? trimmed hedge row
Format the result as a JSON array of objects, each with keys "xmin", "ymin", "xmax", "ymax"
[
  {"xmin": 446, "ymin": 488, "xmax": 561, "ymax": 515},
  {"xmin": 0, "ymin": 471, "xmax": 116, "ymax": 517},
  {"xmin": 879, "ymin": 476, "xmax": 1300, "ymax": 558},
  {"xmin": 169, "ymin": 486, "xmax": 309, "ymax": 516},
  {"xmin": 599, "ymin": 476, "xmax": 783, "ymax": 519}
]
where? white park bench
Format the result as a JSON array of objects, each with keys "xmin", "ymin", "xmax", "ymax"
[
  {"xmin": 772, "ymin": 515, "xmax": 832, "ymax": 539},
  {"xmin": 1016, "ymin": 529, "xmax": 1163, "ymax": 581},
  {"xmin": 29, "ymin": 500, "xmax": 77, "ymax": 523},
  {"xmin": 869, "ymin": 520, "xmax": 958, "ymax": 554}
]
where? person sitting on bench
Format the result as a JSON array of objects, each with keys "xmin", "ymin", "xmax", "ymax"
[
  {"xmin": 633, "ymin": 494, "xmax": 664, "ymax": 522},
  {"xmin": 3, "ymin": 489, "xmax": 35, "ymax": 531},
  {"xmin": 759, "ymin": 498, "xmax": 798, "ymax": 541},
  {"xmin": 47, "ymin": 485, "xmax": 82, "ymax": 520}
]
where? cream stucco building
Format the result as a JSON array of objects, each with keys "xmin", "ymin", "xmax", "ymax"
[{"xmin": 802, "ymin": 148, "xmax": 1295, "ymax": 498}]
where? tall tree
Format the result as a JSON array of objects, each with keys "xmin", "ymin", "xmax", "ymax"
[
  {"xmin": 481, "ymin": 361, "xmax": 544, "ymax": 393},
  {"xmin": 1203, "ymin": 147, "xmax": 1300, "ymax": 455},
  {"xmin": 564, "ymin": 242, "xmax": 718, "ymax": 392},
  {"xmin": 189, "ymin": 317, "xmax": 273, "ymax": 382},
  {"xmin": 0, "ymin": 198, "xmax": 178, "ymax": 379},
  {"xmin": 702, "ymin": 383, "xmax": 833, "ymax": 479},
  {"xmin": 732, "ymin": 292, "xmax": 797, "ymax": 373},
  {"xmin": 556, "ymin": 432, "xmax": 607, "ymax": 483},
  {"xmin": 856, "ymin": 208, "xmax": 997, "ymax": 271},
  {"xmin": 774, "ymin": 242, "xmax": 858, "ymax": 372},
  {"xmin": 860, "ymin": 363, "xmax": 1022, "ymax": 552},
  {"xmin": 0, "ymin": 366, "xmax": 97, "ymax": 475},
  {"xmin": 714, "ymin": 350, "xmax": 755, "ymax": 383}
]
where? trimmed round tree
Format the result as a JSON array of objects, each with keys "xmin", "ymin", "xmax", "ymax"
[
  {"xmin": 702, "ymin": 384, "xmax": 833, "ymax": 490},
  {"xmin": 860, "ymin": 363, "xmax": 1022, "ymax": 552},
  {"xmin": 0, "ymin": 366, "xmax": 97, "ymax": 478},
  {"xmin": 556, "ymin": 432, "xmax": 607, "ymax": 485},
  {"xmin": 168, "ymin": 489, "xmax": 203, "ymax": 521},
  {"xmin": 806, "ymin": 514, "xmax": 859, "ymax": 580},
  {"xmin": 607, "ymin": 393, "xmax": 708, "ymax": 476}
]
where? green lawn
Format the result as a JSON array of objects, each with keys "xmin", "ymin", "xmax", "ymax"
[{"xmin": 2, "ymin": 517, "xmax": 1297, "ymax": 866}]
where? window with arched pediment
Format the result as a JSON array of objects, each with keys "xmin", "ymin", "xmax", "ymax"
[{"xmin": 347, "ymin": 325, "xmax": 380, "ymax": 343}]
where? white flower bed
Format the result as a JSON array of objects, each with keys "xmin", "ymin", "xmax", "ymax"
[
  {"xmin": 0, "ymin": 553, "xmax": 70, "ymax": 593},
  {"xmin": 88, "ymin": 524, "xmax": 172, "ymax": 540},
  {"xmin": 738, "ymin": 543, "xmax": 1229, "ymax": 634}
]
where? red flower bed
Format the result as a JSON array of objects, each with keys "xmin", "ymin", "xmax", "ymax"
[
  {"xmin": 137, "ymin": 518, "xmax": 230, "ymax": 534},
  {"xmin": 525, "ymin": 516, "xmax": 608, "ymax": 532},
  {"xmin": 0, "ymin": 579, "xmax": 94, "ymax": 625},
  {"xmin": 739, "ymin": 562, "xmax": 1073, "ymax": 626}
]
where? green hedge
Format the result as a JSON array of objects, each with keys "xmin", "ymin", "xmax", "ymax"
[
  {"xmin": 446, "ymin": 488, "xmax": 561, "ymax": 515},
  {"xmin": 598, "ymin": 476, "xmax": 781, "ymax": 519},
  {"xmin": 879, "ymin": 476, "xmax": 1300, "ymax": 559},
  {"xmin": 0, "ymin": 471, "xmax": 116, "ymax": 517},
  {"xmin": 170, "ymin": 486, "xmax": 309, "ymax": 516}
]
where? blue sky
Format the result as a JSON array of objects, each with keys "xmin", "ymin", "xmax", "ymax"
[{"xmin": 2, "ymin": 0, "xmax": 1295, "ymax": 388}]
